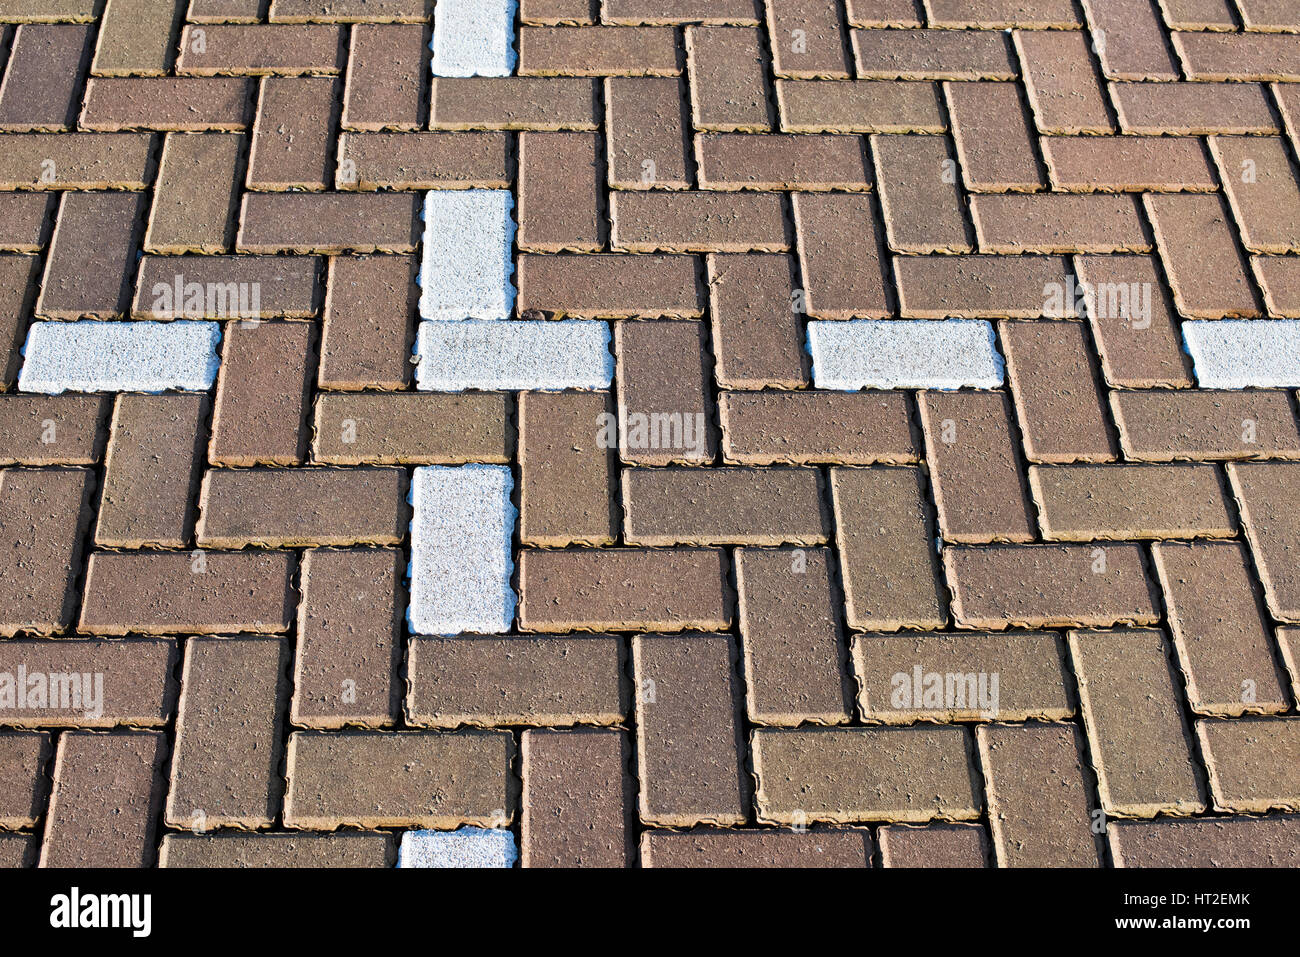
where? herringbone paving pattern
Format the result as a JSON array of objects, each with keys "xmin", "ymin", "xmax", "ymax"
[{"xmin": 2, "ymin": 0, "xmax": 1300, "ymax": 868}]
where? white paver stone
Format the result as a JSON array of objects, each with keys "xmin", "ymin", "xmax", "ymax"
[
  {"xmin": 431, "ymin": 0, "xmax": 518, "ymax": 77},
  {"xmin": 397, "ymin": 828, "xmax": 518, "ymax": 868},
  {"xmin": 415, "ymin": 319, "xmax": 613, "ymax": 391},
  {"xmin": 18, "ymin": 320, "xmax": 222, "ymax": 394},
  {"xmin": 419, "ymin": 190, "xmax": 516, "ymax": 322},
  {"xmin": 807, "ymin": 319, "xmax": 1004, "ymax": 390},
  {"xmin": 1183, "ymin": 319, "xmax": 1300, "ymax": 388}
]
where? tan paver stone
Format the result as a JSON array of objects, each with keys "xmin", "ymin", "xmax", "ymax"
[
  {"xmin": 641, "ymin": 828, "xmax": 873, "ymax": 867},
  {"xmin": 161, "ymin": 833, "xmax": 395, "ymax": 867},
  {"xmin": 1112, "ymin": 390, "xmax": 1300, "ymax": 461},
  {"xmin": 1227, "ymin": 462, "xmax": 1300, "ymax": 621},
  {"xmin": 878, "ymin": 823, "xmax": 989, "ymax": 867},
  {"xmin": 519, "ymin": 391, "xmax": 616, "ymax": 547},
  {"xmin": 0, "ymin": 132, "xmax": 154, "ymax": 189},
  {"xmin": 721, "ymin": 391, "xmax": 916, "ymax": 465},
  {"xmin": 522, "ymin": 729, "xmax": 634, "ymax": 868},
  {"xmin": 1068, "ymin": 628, "xmax": 1207, "ymax": 817},
  {"xmin": 1198, "ymin": 717, "xmax": 1300, "ymax": 813},
  {"xmin": 520, "ymin": 26, "xmax": 679, "ymax": 76},
  {"xmin": 314, "ymin": 393, "xmax": 509, "ymax": 465},
  {"xmin": 780, "ymin": 80, "xmax": 944, "ymax": 133}
]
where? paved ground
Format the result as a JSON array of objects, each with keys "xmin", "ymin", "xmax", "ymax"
[{"xmin": 2, "ymin": 0, "xmax": 1300, "ymax": 869}]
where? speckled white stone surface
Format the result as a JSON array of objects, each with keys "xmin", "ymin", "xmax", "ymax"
[
  {"xmin": 18, "ymin": 320, "xmax": 222, "ymax": 394},
  {"xmin": 807, "ymin": 319, "xmax": 1004, "ymax": 390},
  {"xmin": 431, "ymin": 0, "xmax": 518, "ymax": 77},
  {"xmin": 397, "ymin": 828, "xmax": 518, "ymax": 868},
  {"xmin": 419, "ymin": 190, "xmax": 516, "ymax": 322},
  {"xmin": 415, "ymin": 319, "xmax": 613, "ymax": 391},
  {"xmin": 1183, "ymin": 319, "xmax": 1300, "ymax": 388},
  {"xmin": 408, "ymin": 464, "xmax": 516, "ymax": 636}
]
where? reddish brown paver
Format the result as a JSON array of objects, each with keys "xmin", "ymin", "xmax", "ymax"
[{"xmin": 6, "ymin": 1, "xmax": 1300, "ymax": 870}]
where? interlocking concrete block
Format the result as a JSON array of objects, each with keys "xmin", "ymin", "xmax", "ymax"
[
  {"xmin": 18, "ymin": 321, "xmax": 221, "ymax": 394},
  {"xmin": 415, "ymin": 319, "xmax": 613, "ymax": 391},
  {"xmin": 419, "ymin": 190, "xmax": 516, "ymax": 321},
  {"xmin": 397, "ymin": 828, "xmax": 518, "ymax": 868},
  {"xmin": 1183, "ymin": 319, "xmax": 1300, "ymax": 388},
  {"xmin": 408, "ymin": 464, "xmax": 517, "ymax": 636},
  {"xmin": 807, "ymin": 319, "xmax": 1004, "ymax": 390},
  {"xmin": 431, "ymin": 0, "xmax": 518, "ymax": 77}
]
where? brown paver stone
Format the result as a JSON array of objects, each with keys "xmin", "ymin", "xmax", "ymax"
[
  {"xmin": 615, "ymin": 319, "xmax": 715, "ymax": 464},
  {"xmin": 519, "ymin": 391, "xmax": 616, "ymax": 547},
  {"xmin": 1112, "ymin": 390, "xmax": 1300, "ymax": 461},
  {"xmin": 430, "ymin": 77, "xmax": 598, "ymax": 131},
  {"xmin": 81, "ymin": 77, "xmax": 254, "ymax": 131},
  {"xmin": 318, "ymin": 254, "xmax": 415, "ymax": 389},
  {"xmin": 0, "ymin": 133, "xmax": 154, "ymax": 189},
  {"xmin": 1081, "ymin": 0, "xmax": 1179, "ymax": 80},
  {"xmin": 0, "ymin": 24, "xmax": 93, "ymax": 130},
  {"xmin": 209, "ymin": 320, "xmax": 312, "ymax": 465},
  {"xmin": 1015, "ymin": 29, "xmax": 1111, "ymax": 135},
  {"xmin": 0, "ymin": 194, "xmax": 51, "ymax": 252},
  {"xmin": 872, "ymin": 133, "xmax": 972, "ymax": 253},
  {"xmin": 1198, "ymin": 717, "xmax": 1300, "ymax": 813},
  {"xmin": 602, "ymin": 0, "xmax": 762, "ymax": 24},
  {"xmin": 177, "ymin": 24, "xmax": 344, "ymax": 75},
  {"xmin": 342, "ymin": 23, "xmax": 427, "ymax": 130},
  {"xmin": 698, "ymin": 132, "xmax": 871, "ymax": 190},
  {"xmin": 518, "ymin": 253, "xmax": 702, "ymax": 318},
  {"xmin": 0, "ymin": 395, "xmax": 108, "ymax": 466},
  {"xmin": 972, "ymin": 194, "xmax": 1148, "ymax": 254},
  {"xmin": 686, "ymin": 26, "xmax": 771, "ymax": 131},
  {"xmin": 135, "ymin": 254, "xmax": 322, "ymax": 318},
  {"xmin": 161, "ymin": 832, "xmax": 395, "ymax": 867},
  {"xmin": 1174, "ymin": 32, "xmax": 1300, "ymax": 81},
  {"xmin": 521, "ymin": 728, "xmax": 635, "ymax": 868},
  {"xmin": 1068, "ymin": 628, "xmax": 1206, "ymax": 817},
  {"xmin": 779, "ymin": 80, "xmax": 944, "ymax": 133},
  {"xmin": 896, "ymin": 254, "xmax": 1071, "ymax": 318},
  {"xmin": 927, "ymin": 0, "xmax": 1079, "ymax": 27},
  {"xmin": 38, "ymin": 192, "xmax": 147, "ymax": 318},
  {"xmin": 1109, "ymin": 816, "xmax": 1300, "ymax": 868},
  {"xmin": 720, "ymin": 390, "xmax": 916, "ymax": 465},
  {"xmin": 605, "ymin": 76, "xmax": 691, "ymax": 189},
  {"xmin": 612, "ymin": 191, "xmax": 788, "ymax": 253},
  {"xmin": 237, "ymin": 191, "xmax": 420, "ymax": 253},
  {"xmin": 852, "ymin": 29, "xmax": 1016, "ymax": 80},
  {"xmin": 792, "ymin": 192, "xmax": 890, "ymax": 317},
  {"xmin": 633, "ymin": 633, "xmax": 748, "ymax": 826},
  {"xmin": 315, "ymin": 392, "xmax": 509, "ymax": 465},
  {"xmin": 766, "ymin": 0, "xmax": 851, "ymax": 79},
  {"xmin": 92, "ymin": 0, "xmax": 183, "ymax": 76},
  {"xmin": 1227, "ymin": 462, "xmax": 1300, "ymax": 621},
  {"xmin": 519, "ymin": 131, "xmax": 604, "ymax": 251},
  {"xmin": 1112, "ymin": 81, "xmax": 1278, "ymax": 135},
  {"xmin": 1146, "ymin": 193, "xmax": 1264, "ymax": 317},
  {"xmin": 247, "ymin": 76, "xmax": 339, "ymax": 190},
  {"xmin": 520, "ymin": 26, "xmax": 679, "ymax": 76},
  {"xmin": 521, "ymin": 0, "xmax": 597, "ymax": 24},
  {"xmin": 1043, "ymin": 136, "xmax": 1216, "ymax": 193},
  {"xmin": 1255, "ymin": 255, "xmax": 1300, "ymax": 317},
  {"xmin": 1210, "ymin": 136, "xmax": 1300, "ymax": 255},
  {"xmin": 878, "ymin": 823, "xmax": 989, "ymax": 867},
  {"xmin": 641, "ymin": 828, "xmax": 873, "ymax": 867},
  {"xmin": 707, "ymin": 253, "xmax": 807, "ymax": 388},
  {"xmin": 337, "ymin": 132, "xmax": 510, "ymax": 189},
  {"xmin": 0, "ymin": 733, "xmax": 49, "ymax": 828},
  {"xmin": 945, "ymin": 81, "xmax": 1044, "ymax": 192},
  {"xmin": 408, "ymin": 636, "xmax": 625, "ymax": 728},
  {"xmin": 146, "ymin": 132, "xmax": 243, "ymax": 254}
]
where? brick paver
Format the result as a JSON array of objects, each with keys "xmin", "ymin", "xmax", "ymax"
[{"xmin": 4, "ymin": 0, "xmax": 1300, "ymax": 871}]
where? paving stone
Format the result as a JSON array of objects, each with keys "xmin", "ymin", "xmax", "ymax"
[
  {"xmin": 809, "ymin": 319, "xmax": 1003, "ymax": 390},
  {"xmin": 878, "ymin": 823, "xmax": 989, "ymax": 867},
  {"xmin": 0, "ymin": 24, "xmax": 93, "ymax": 130},
  {"xmin": 415, "ymin": 319, "xmax": 613, "ymax": 391},
  {"xmin": 1255, "ymin": 255, "xmax": 1300, "ymax": 317},
  {"xmin": 37, "ymin": 192, "xmax": 147, "ymax": 318},
  {"xmin": 779, "ymin": 80, "xmax": 944, "ymax": 133},
  {"xmin": 431, "ymin": 0, "xmax": 517, "ymax": 77},
  {"xmin": 829, "ymin": 467, "xmax": 946, "ymax": 631},
  {"xmin": 519, "ymin": 391, "xmax": 616, "ymax": 547},
  {"xmin": 430, "ymin": 77, "xmax": 598, "ymax": 130},
  {"xmin": 0, "ymin": 733, "xmax": 49, "ymax": 828},
  {"xmin": 81, "ymin": 77, "xmax": 254, "ymax": 131},
  {"xmin": 517, "ymin": 253, "xmax": 702, "ymax": 317},
  {"xmin": 521, "ymin": 0, "xmax": 596, "ymax": 24},
  {"xmin": 97, "ymin": 394, "xmax": 208, "ymax": 548},
  {"xmin": 1153, "ymin": 540, "xmax": 1290, "ymax": 717},
  {"xmin": 972, "ymin": 194, "xmax": 1148, "ymax": 254},
  {"xmin": 518, "ymin": 547, "xmax": 732, "ymax": 633},
  {"xmin": 918, "ymin": 391, "xmax": 1035, "ymax": 544},
  {"xmin": 633, "ymin": 633, "xmax": 748, "ymax": 826},
  {"xmin": 1280, "ymin": 628, "xmax": 1300, "ymax": 705},
  {"xmin": 247, "ymin": 76, "xmax": 339, "ymax": 189},
  {"xmin": 708, "ymin": 253, "xmax": 806, "ymax": 389},
  {"xmin": 1185, "ymin": 318, "xmax": 1300, "ymax": 388},
  {"xmin": 398, "ymin": 828, "xmax": 518, "ymax": 868},
  {"xmin": 1227, "ymin": 462, "xmax": 1300, "ymax": 621},
  {"xmin": 520, "ymin": 26, "xmax": 679, "ymax": 76},
  {"xmin": 177, "ymin": 23, "xmax": 343, "ymax": 74},
  {"xmin": 518, "ymin": 132, "xmax": 603, "ymax": 252},
  {"xmin": 269, "ymin": 0, "xmax": 430, "ymax": 20},
  {"xmin": 896, "ymin": 254, "xmax": 1071, "ymax": 318},
  {"xmin": 1112, "ymin": 389, "xmax": 1300, "ymax": 461},
  {"xmin": 927, "ymin": 0, "xmax": 1079, "ymax": 26},
  {"xmin": 852, "ymin": 29, "xmax": 1016, "ymax": 80},
  {"xmin": 42, "ymin": 731, "xmax": 166, "ymax": 867},
  {"xmin": 342, "ymin": 23, "xmax": 427, "ymax": 130},
  {"xmin": 754, "ymin": 726, "xmax": 980, "ymax": 823},
  {"xmin": 1001, "ymin": 320, "xmax": 1117, "ymax": 464},
  {"xmin": 408, "ymin": 465, "xmax": 517, "ymax": 636},
  {"xmin": 407, "ymin": 636, "xmax": 625, "ymax": 727},
  {"xmin": 79, "ymin": 549, "xmax": 296, "ymax": 635},
  {"xmin": 1109, "ymin": 816, "xmax": 1300, "ymax": 868},
  {"xmin": 977, "ymin": 723, "xmax": 1103, "ymax": 867},
  {"xmin": 687, "ymin": 26, "xmax": 771, "ymax": 131},
  {"xmin": 188, "ymin": 0, "xmax": 263, "ymax": 20},
  {"xmin": 602, "ymin": 0, "xmax": 762, "ymax": 23},
  {"xmin": 853, "ymin": 631, "xmax": 1072, "ymax": 722},
  {"xmin": 338, "ymin": 132, "xmax": 510, "ymax": 190},
  {"xmin": 0, "ymin": 468, "xmax": 93, "ymax": 637},
  {"xmin": 0, "ymin": 194, "xmax": 51, "ymax": 252},
  {"xmin": 605, "ymin": 77, "xmax": 691, "ymax": 189},
  {"xmin": 0, "ymin": 1, "xmax": 98, "ymax": 20},
  {"xmin": 1112, "ymin": 81, "xmax": 1279, "ymax": 135},
  {"xmin": 792, "ymin": 193, "xmax": 889, "ymax": 318},
  {"xmin": 1072, "ymin": 254, "xmax": 1194, "ymax": 388},
  {"xmin": 1198, "ymin": 717, "xmax": 1300, "ymax": 813},
  {"xmin": 1043, "ymin": 136, "xmax": 1216, "ymax": 193},
  {"xmin": 1209, "ymin": 136, "xmax": 1300, "ymax": 255},
  {"xmin": 1159, "ymin": 0, "xmax": 1236, "ymax": 29},
  {"xmin": 1014, "ymin": 29, "xmax": 1111, "ymax": 135},
  {"xmin": 697, "ymin": 132, "xmax": 871, "ymax": 189},
  {"xmin": 735, "ymin": 546, "xmax": 850, "ymax": 725},
  {"xmin": 641, "ymin": 828, "xmax": 873, "ymax": 867},
  {"xmin": 209, "ymin": 320, "xmax": 311, "ymax": 465},
  {"xmin": 1080, "ymin": 0, "xmax": 1179, "ymax": 80},
  {"xmin": 615, "ymin": 319, "xmax": 714, "ymax": 464},
  {"xmin": 945, "ymin": 81, "xmax": 1044, "ymax": 192},
  {"xmin": 293, "ymin": 547, "xmax": 404, "ymax": 728},
  {"xmin": 845, "ymin": 0, "xmax": 921, "ymax": 25},
  {"xmin": 721, "ymin": 390, "xmax": 916, "ymax": 466},
  {"xmin": 318, "ymin": 254, "xmax": 414, "ymax": 390},
  {"xmin": 161, "ymin": 832, "xmax": 395, "ymax": 867},
  {"xmin": 1236, "ymin": 0, "xmax": 1300, "ymax": 30},
  {"xmin": 871, "ymin": 133, "xmax": 972, "ymax": 253},
  {"xmin": 0, "ymin": 256, "xmax": 36, "ymax": 390},
  {"xmin": 765, "ymin": 0, "xmax": 850, "ymax": 79},
  {"xmin": 166, "ymin": 637, "xmax": 287, "ymax": 830},
  {"xmin": 623, "ymin": 467, "xmax": 828, "ymax": 546},
  {"xmin": 1068, "ymin": 628, "xmax": 1206, "ymax": 816},
  {"xmin": 0, "ymin": 638, "xmax": 176, "ymax": 728},
  {"xmin": 1174, "ymin": 32, "xmax": 1300, "ymax": 81},
  {"xmin": 945, "ymin": 544, "xmax": 1159, "ymax": 630},
  {"xmin": 135, "ymin": 254, "xmax": 322, "ymax": 318},
  {"xmin": 611, "ymin": 191, "xmax": 788, "ymax": 253},
  {"xmin": 419, "ymin": 189, "xmax": 514, "ymax": 319},
  {"xmin": 146, "ymin": 133, "xmax": 243, "ymax": 254},
  {"xmin": 315, "ymin": 392, "xmax": 509, "ymax": 466},
  {"xmin": 0, "ymin": 395, "xmax": 108, "ymax": 466},
  {"xmin": 237, "ymin": 192, "xmax": 420, "ymax": 253},
  {"xmin": 0, "ymin": 133, "xmax": 154, "ymax": 190},
  {"xmin": 283, "ymin": 730, "xmax": 513, "ymax": 829},
  {"xmin": 1030, "ymin": 464, "xmax": 1234, "ymax": 541}
]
